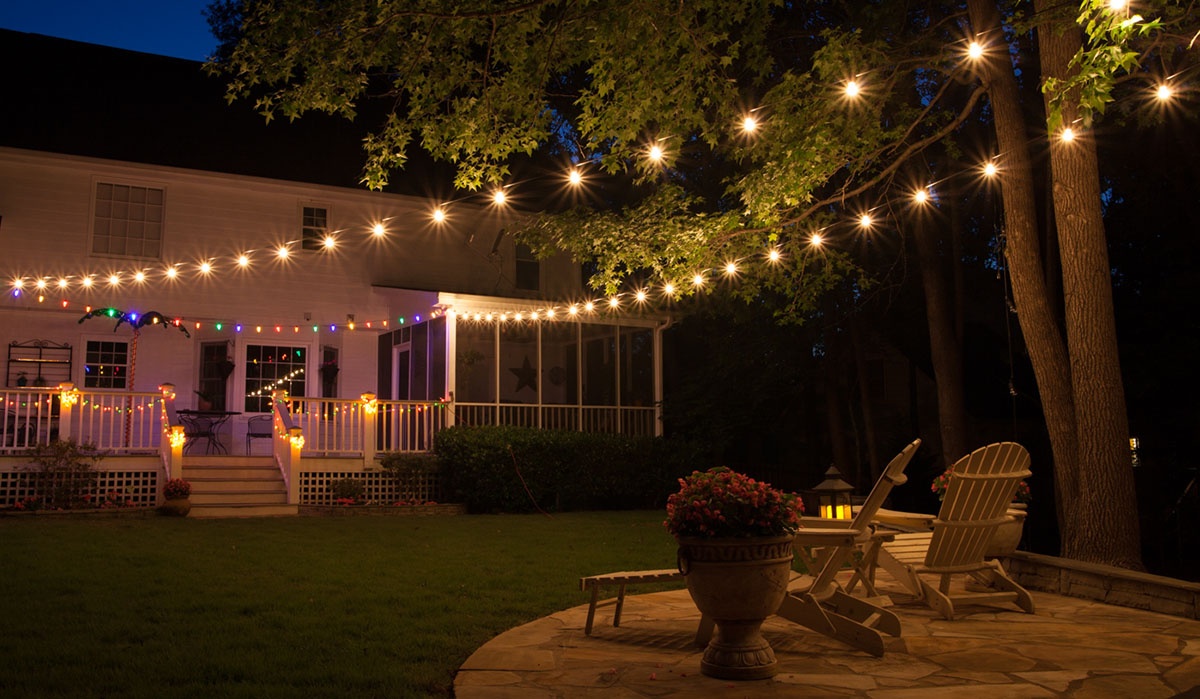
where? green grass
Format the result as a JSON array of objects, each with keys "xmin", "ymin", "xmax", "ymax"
[{"xmin": 0, "ymin": 511, "xmax": 679, "ymax": 698}]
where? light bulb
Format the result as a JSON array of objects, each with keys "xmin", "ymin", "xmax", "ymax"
[
  {"xmin": 492, "ymin": 189, "xmax": 507, "ymax": 205},
  {"xmin": 967, "ymin": 41, "xmax": 984, "ymax": 60},
  {"xmin": 742, "ymin": 115, "xmax": 758, "ymax": 133},
  {"xmin": 648, "ymin": 145, "xmax": 664, "ymax": 162},
  {"xmin": 567, "ymin": 169, "xmax": 583, "ymax": 186},
  {"xmin": 432, "ymin": 207, "xmax": 446, "ymax": 223},
  {"xmin": 845, "ymin": 80, "xmax": 861, "ymax": 97}
]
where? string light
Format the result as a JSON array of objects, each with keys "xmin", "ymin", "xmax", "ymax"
[
  {"xmin": 742, "ymin": 115, "xmax": 759, "ymax": 133},
  {"xmin": 1060, "ymin": 127, "xmax": 1076, "ymax": 143},
  {"xmin": 134, "ymin": 271, "xmax": 146, "ymax": 283},
  {"xmin": 692, "ymin": 273, "xmax": 705, "ymax": 286},
  {"xmin": 323, "ymin": 235, "xmax": 337, "ymax": 249},
  {"xmin": 567, "ymin": 169, "xmax": 583, "ymax": 186},
  {"xmin": 1156, "ymin": 83, "xmax": 1173, "ymax": 101},
  {"xmin": 810, "ymin": 232, "xmax": 823, "ymax": 246},
  {"xmin": 967, "ymin": 41, "xmax": 984, "ymax": 60},
  {"xmin": 913, "ymin": 188, "xmax": 930, "ymax": 204},
  {"xmin": 165, "ymin": 266, "xmax": 178, "ymax": 279},
  {"xmin": 663, "ymin": 283, "xmax": 675, "ymax": 295},
  {"xmin": 492, "ymin": 189, "xmax": 508, "ymax": 206},
  {"xmin": 277, "ymin": 245, "xmax": 290, "ymax": 259},
  {"xmin": 724, "ymin": 261, "xmax": 738, "ymax": 275},
  {"xmin": 431, "ymin": 207, "xmax": 447, "ymax": 223},
  {"xmin": 108, "ymin": 274, "xmax": 121, "ymax": 286},
  {"xmin": 859, "ymin": 213, "xmax": 873, "ymax": 228},
  {"xmin": 647, "ymin": 144, "xmax": 665, "ymax": 162},
  {"xmin": 767, "ymin": 248, "xmax": 782, "ymax": 262},
  {"xmin": 82, "ymin": 276, "xmax": 94, "ymax": 288},
  {"xmin": 844, "ymin": 80, "xmax": 861, "ymax": 98},
  {"xmin": 372, "ymin": 222, "xmax": 387, "ymax": 237},
  {"xmin": 198, "ymin": 261, "xmax": 213, "ymax": 275}
]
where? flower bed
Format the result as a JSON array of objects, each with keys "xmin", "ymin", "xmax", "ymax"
[{"xmin": 299, "ymin": 502, "xmax": 466, "ymax": 517}]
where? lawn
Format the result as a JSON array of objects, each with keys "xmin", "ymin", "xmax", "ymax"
[{"xmin": 0, "ymin": 511, "xmax": 679, "ymax": 698}]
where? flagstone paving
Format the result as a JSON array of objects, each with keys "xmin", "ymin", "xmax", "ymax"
[{"xmin": 455, "ymin": 582, "xmax": 1200, "ymax": 698}]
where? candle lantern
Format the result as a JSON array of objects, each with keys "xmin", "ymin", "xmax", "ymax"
[{"xmin": 812, "ymin": 465, "xmax": 854, "ymax": 520}]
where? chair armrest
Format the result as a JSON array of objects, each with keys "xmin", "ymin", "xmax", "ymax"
[{"xmin": 794, "ymin": 527, "xmax": 862, "ymax": 547}]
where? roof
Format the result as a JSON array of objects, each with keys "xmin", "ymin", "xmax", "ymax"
[{"xmin": 0, "ymin": 29, "xmax": 452, "ymax": 195}]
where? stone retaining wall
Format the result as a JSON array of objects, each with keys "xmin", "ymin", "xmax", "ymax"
[{"xmin": 1004, "ymin": 550, "xmax": 1200, "ymax": 619}]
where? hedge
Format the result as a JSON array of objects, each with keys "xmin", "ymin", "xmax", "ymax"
[{"xmin": 433, "ymin": 425, "xmax": 708, "ymax": 513}]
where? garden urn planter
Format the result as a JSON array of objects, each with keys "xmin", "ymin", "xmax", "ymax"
[
  {"xmin": 158, "ymin": 498, "xmax": 191, "ymax": 517},
  {"xmin": 677, "ymin": 534, "xmax": 795, "ymax": 680},
  {"xmin": 985, "ymin": 503, "xmax": 1027, "ymax": 557}
]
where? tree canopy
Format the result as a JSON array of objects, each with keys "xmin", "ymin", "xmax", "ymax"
[{"xmin": 210, "ymin": 0, "xmax": 1200, "ymax": 567}]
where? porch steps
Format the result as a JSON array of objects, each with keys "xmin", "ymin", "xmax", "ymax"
[{"xmin": 182, "ymin": 456, "xmax": 297, "ymax": 518}]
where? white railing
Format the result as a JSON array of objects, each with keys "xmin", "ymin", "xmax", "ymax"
[
  {"xmin": 287, "ymin": 396, "xmax": 450, "ymax": 457},
  {"xmin": 453, "ymin": 403, "xmax": 657, "ymax": 437},
  {"xmin": 1, "ymin": 385, "xmax": 164, "ymax": 455}
]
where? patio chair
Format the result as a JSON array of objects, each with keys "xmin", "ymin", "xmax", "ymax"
[
  {"xmin": 859, "ymin": 441, "xmax": 1035, "ymax": 621},
  {"xmin": 693, "ymin": 438, "xmax": 921, "ymax": 657},
  {"xmin": 181, "ymin": 414, "xmax": 218, "ymax": 455},
  {"xmin": 246, "ymin": 414, "xmax": 273, "ymax": 454}
]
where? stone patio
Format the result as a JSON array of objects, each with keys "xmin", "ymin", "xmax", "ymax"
[{"xmin": 455, "ymin": 576, "xmax": 1200, "ymax": 697}]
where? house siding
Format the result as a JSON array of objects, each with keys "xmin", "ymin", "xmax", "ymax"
[{"xmin": 0, "ymin": 147, "xmax": 584, "ymax": 414}]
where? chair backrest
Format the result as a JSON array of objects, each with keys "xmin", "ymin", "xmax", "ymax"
[
  {"xmin": 810, "ymin": 438, "xmax": 921, "ymax": 592},
  {"xmin": 925, "ymin": 442, "xmax": 1031, "ymax": 570},
  {"xmin": 247, "ymin": 414, "xmax": 273, "ymax": 434}
]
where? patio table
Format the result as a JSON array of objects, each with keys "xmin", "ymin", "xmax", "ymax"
[{"xmin": 177, "ymin": 410, "xmax": 240, "ymax": 455}]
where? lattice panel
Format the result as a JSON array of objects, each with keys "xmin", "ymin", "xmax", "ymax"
[
  {"xmin": 299, "ymin": 471, "xmax": 442, "ymax": 505},
  {"xmin": 0, "ymin": 469, "xmax": 158, "ymax": 508}
]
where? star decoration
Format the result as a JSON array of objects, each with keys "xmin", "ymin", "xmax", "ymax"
[{"xmin": 509, "ymin": 355, "xmax": 537, "ymax": 393}]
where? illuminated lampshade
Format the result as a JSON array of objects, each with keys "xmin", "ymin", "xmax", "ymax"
[{"xmin": 812, "ymin": 465, "xmax": 854, "ymax": 520}]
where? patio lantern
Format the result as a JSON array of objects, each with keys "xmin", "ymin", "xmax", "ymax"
[{"xmin": 812, "ymin": 465, "xmax": 854, "ymax": 520}]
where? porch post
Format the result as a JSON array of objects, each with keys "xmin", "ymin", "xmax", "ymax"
[
  {"xmin": 361, "ymin": 392, "xmax": 377, "ymax": 467},
  {"xmin": 286, "ymin": 426, "xmax": 303, "ymax": 504},
  {"xmin": 56, "ymin": 382, "xmax": 78, "ymax": 442},
  {"xmin": 158, "ymin": 383, "xmax": 184, "ymax": 483}
]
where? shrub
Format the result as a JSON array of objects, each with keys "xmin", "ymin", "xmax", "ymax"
[
  {"xmin": 329, "ymin": 478, "xmax": 365, "ymax": 503},
  {"xmin": 434, "ymin": 425, "xmax": 708, "ymax": 513},
  {"xmin": 20, "ymin": 440, "xmax": 104, "ymax": 509},
  {"xmin": 379, "ymin": 452, "xmax": 440, "ymax": 503}
]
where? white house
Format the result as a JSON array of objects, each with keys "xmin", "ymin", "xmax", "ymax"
[{"xmin": 0, "ymin": 31, "xmax": 666, "ymax": 514}]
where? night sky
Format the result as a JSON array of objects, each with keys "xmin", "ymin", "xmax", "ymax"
[{"xmin": 0, "ymin": 0, "xmax": 215, "ymax": 61}]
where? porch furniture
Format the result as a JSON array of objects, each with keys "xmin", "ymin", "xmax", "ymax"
[
  {"xmin": 694, "ymin": 438, "xmax": 921, "ymax": 657},
  {"xmin": 245, "ymin": 414, "xmax": 273, "ymax": 454},
  {"xmin": 856, "ymin": 441, "xmax": 1035, "ymax": 621},
  {"xmin": 178, "ymin": 410, "xmax": 239, "ymax": 455},
  {"xmin": 580, "ymin": 569, "xmax": 684, "ymax": 635}
]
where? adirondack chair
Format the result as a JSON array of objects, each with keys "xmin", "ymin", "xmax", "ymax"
[
  {"xmin": 694, "ymin": 438, "xmax": 922, "ymax": 657},
  {"xmin": 862, "ymin": 441, "xmax": 1035, "ymax": 620}
]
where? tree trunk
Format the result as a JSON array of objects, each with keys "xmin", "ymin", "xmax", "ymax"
[
  {"xmin": 1034, "ymin": 1, "xmax": 1142, "ymax": 568},
  {"xmin": 911, "ymin": 214, "xmax": 969, "ymax": 468},
  {"xmin": 966, "ymin": 0, "xmax": 1081, "ymax": 543}
]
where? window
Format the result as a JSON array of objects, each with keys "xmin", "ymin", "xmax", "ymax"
[
  {"xmin": 93, "ymin": 182, "xmax": 164, "ymax": 258},
  {"xmin": 301, "ymin": 206, "xmax": 328, "ymax": 251},
  {"xmin": 515, "ymin": 243, "xmax": 540, "ymax": 291},
  {"xmin": 244, "ymin": 345, "xmax": 307, "ymax": 413},
  {"xmin": 84, "ymin": 340, "xmax": 129, "ymax": 389}
]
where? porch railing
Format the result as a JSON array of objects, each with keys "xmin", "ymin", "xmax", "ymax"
[
  {"xmin": 1, "ymin": 385, "xmax": 164, "ymax": 456},
  {"xmin": 453, "ymin": 403, "xmax": 657, "ymax": 437}
]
